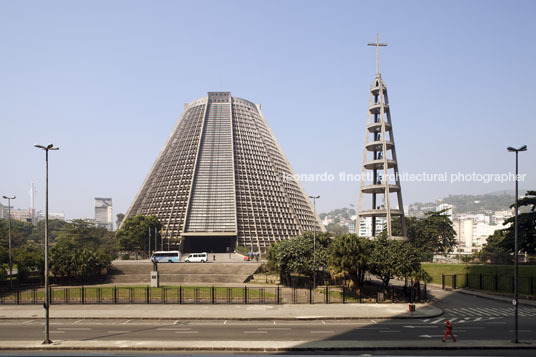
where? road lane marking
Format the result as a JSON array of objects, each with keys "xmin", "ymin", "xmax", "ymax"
[
  {"xmin": 107, "ymin": 331, "xmax": 129, "ymax": 333},
  {"xmin": 175, "ymin": 331, "xmax": 199, "ymax": 334},
  {"xmin": 50, "ymin": 331, "xmax": 65, "ymax": 333},
  {"xmin": 474, "ymin": 317, "xmax": 482, "ymax": 321},
  {"xmin": 321, "ymin": 320, "xmax": 326, "ymax": 325},
  {"xmin": 462, "ymin": 327, "xmax": 485, "ymax": 329},
  {"xmin": 352, "ymin": 327, "xmax": 384, "ymax": 330},
  {"xmin": 122, "ymin": 320, "xmax": 131, "ymax": 325},
  {"xmin": 431, "ymin": 318, "xmax": 444, "ymax": 324},
  {"xmin": 258, "ymin": 328, "xmax": 291, "ymax": 331},
  {"xmin": 244, "ymin": 331, "xmax": 267, "ymax": 334},
  {"xmin": 157, "ymin": 328, "xmax": 191, "ymax": 331},
  {"xmin": 58, "ymin": 328, "xmax": 91, "ymax": 331},
  {"xmin": 21, "ymin": 320, "xmax": 34, "ymax": 324},
  {"xmin": 73, "ymin": 320, "xmax": 83, "ymax": 324},
  {"xmin": 310, "ymin": 331, "xmax": 334, "ymax": 334}
]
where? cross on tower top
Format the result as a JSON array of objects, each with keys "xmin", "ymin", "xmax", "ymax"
[{"xmin": 367, "ymin": 34, "xmax": 387, "ymax": 74}]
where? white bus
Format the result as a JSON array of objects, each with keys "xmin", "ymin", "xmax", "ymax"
[{"xmin": 151, "ymin": 251, "xmax": 181, "ymax": 263}]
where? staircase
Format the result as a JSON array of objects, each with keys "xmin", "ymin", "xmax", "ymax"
[{"xmin": 107, "ymin": 261, "xmax": 261, "ymax": 285}]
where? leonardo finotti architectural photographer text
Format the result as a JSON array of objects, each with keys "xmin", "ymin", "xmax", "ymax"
[{"xmin": 282, "ymin": 171, "xmax": 527, "ymax": 184}]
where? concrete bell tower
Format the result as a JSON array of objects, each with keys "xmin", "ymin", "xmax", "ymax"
[{"xmin": 356, "ymin": 35, "xmax": 407, "ymax": 239}]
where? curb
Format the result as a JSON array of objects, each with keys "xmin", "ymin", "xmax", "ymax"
[{"xmin": 0, "ymin": 311, "xmax": 444, "ymax": 321}]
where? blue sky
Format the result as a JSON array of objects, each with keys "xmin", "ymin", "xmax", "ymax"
[{"xmin": 1, "ymin": 0, "xmax": 535, "ymax": 220}]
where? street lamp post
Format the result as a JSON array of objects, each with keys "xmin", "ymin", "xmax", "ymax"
[
  {"xmin": 507, "ymin": 144, "xmax": 527, "ymax": 344},
  {"xmin": 34, "ymin": 143, "xmax": 59, "ymax": 345},
  {"xmin": 2, "ymin": 195, "xmax": 16, "ymax": 289},
  {"xmin": 309, "ymin": 195, "xmax": 320, "ymax": 289}
]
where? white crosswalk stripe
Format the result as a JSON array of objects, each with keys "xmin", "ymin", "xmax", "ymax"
[
  {"xmin": 443, "ymin": 307, "xmax": 536, "ymax": 318},
  {"xmin": 422, "ymin": 316, "xmax": 499, "ymax": 324}
]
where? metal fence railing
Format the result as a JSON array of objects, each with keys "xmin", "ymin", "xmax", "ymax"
[
  {"xmin": 0, "ymin": 283, "xmax": 427, "ymax": 305},
  {"xmin": 442, "ymin": 273, "xmax": 535, "ymax": 295}
]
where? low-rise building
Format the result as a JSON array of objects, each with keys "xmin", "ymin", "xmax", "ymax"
[
  {"xmin": 10, "ymin": 209, "xmax": 33, "ymax": 223},
  {"xmin": 37, "ymin": 211, "xmax": 65, "ymax": 221}
]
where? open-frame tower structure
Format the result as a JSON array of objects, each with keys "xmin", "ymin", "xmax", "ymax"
[{"xmin": 356, "ymin": 35, "xmax": 407, "ymax": 239}]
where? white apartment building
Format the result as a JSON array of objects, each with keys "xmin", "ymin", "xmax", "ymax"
[
  {"xmin": 95, "ymin": 197, "xmax": 113, "ymax": 231},
  {"xmin": 436, "ymin": 203, "xmax": 453, "ymax": 218},
  {"xmin": 493, "ymin": 210, "xmax": 514, "ymax": 225},
  {"xmin": 453, "ymin": 211, "xmax": 512, "ymax": 253},
  {"xmin": 358, "ymin": 217, "xmax": 386, "ymax": 237}
]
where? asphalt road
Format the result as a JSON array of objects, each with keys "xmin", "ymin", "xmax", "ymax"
[{"xmin": 1, "ymin": 313, "xmax": 535, "ymax": 343}]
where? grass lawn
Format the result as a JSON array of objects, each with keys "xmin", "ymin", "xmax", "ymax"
[
  {"xmin": 422, "ymin": 263, "xmax": 536, "ymax": 295},
  {"xmin": 422, "ymin": 263, "xmax": 536, "ymax": 285}
]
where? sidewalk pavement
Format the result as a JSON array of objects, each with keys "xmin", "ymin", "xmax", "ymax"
[
  {"xmin": 0, "ymin": 339, "xmax": 535, "ymax": 352},
  {"xmin": 456, "ymin": 288, "xmax": 536, "ymax": 306},
  {"xmin": 0, "ymin": 302, "xmax": 441, "ymax": 320}
]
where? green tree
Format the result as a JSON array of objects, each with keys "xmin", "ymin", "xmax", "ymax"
[
  {"xmin": 328, "ymin": 233, "xmax": 372, "ymax": 292},
  {"xmin": 267, "ymin": 232, "xmax": 330, "ymax": 286},
  {"xmin": 0, "ymin": 246, "xmax": 8, "ymax": 281},
  {"xmin": 49, "ymin": 220, "xmax": 116, "ymax": 281},
  {"xmin": 116, "ymin": 213, "xmax": 125, "ymax": 229},
  {"xmin": 480, "ymin": 230, "xmax": 512, "ymax": 264},
  {"xmin": 501, "ymin": 190, "xmax": 536, "ymax": 254},
  {"xmin": 368, "ymin": 233, "xmax": 422, "ymax": 287},
  {"xmin": 115, "ymin": 215, "xmax": 162, "ymax": 258},
  {"xmin": 326, "ymin": 223, "xmax": 349, "ymax": 235},
  {"xmin": 411, "ymin": 211, "xmax": 456, "ymax": 258},
  {"xmin": 28, "ymin": 219, "xmax": 69, "ymax": 244},
  {"xmin": 0, "ymin": 219, "xmax": 34, "ymax": 248},
  {"xmin": 13, "ymin": 244, "xmax": 43, "ymax": 282}
]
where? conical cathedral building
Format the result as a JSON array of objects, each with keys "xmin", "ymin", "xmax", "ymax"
[
  {"xmin": 125, "ymin": 92, "xmax": 325, "ymax": 252},
  {"xmin": 356, "ymin": 36, "xmax": 407, "ymax": 239}
]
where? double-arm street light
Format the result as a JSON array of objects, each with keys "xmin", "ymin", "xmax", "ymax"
[
  {"xmin": 2, "ymin": 195, "xmax": 16, "ymax": 289},
  {"xmin": 309, "ymin": 195, "xmax": 320, "ymax": 289},
  {"xmin": 34, "ymin": 143, "xmax": 59, "ymax": 345},
  {"xmin": 507, "ymin": 144, "xmax": 527, "ymax": 344}
]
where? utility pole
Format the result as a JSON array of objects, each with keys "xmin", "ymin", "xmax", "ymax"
[
  {"xmin": 507, "ymin": 144, "xmax": 527, "ymax": 344},
  {"xmin": 309, "ymin": 195, "xmax": 320, "ymax": 289},
  {"xmin": 34, "ymin": 143, "xmax": 59, "ymax": 345},
  {"xmin": 2, "ymin": 195, "xmax": 15, "ymax": 289}
]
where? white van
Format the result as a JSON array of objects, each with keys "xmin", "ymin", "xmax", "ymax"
[{"xmin": 185, "ymin": 252, "xmax": 208, "ymax": 263}]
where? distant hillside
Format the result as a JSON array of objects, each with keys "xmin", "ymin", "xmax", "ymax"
[
  {"xmin": 409, "ymin": 193, "xmax": 515, "ymax": 215},
  {"xmin": 319, "ymin": 207, "xmax": 356, "ymax": 220},
  {"xmin": 442, "ymin": 194, "xmax": 514, "ymax": 213}
]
